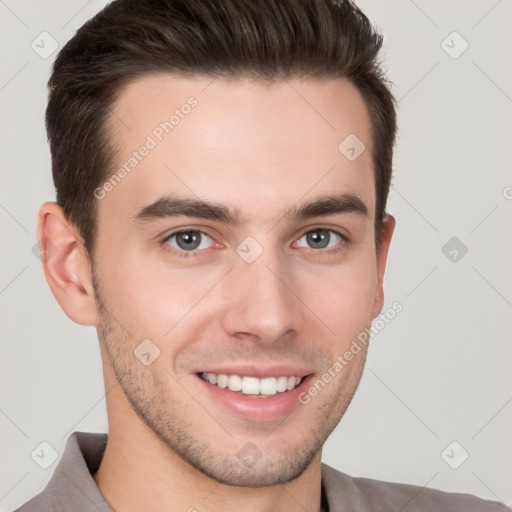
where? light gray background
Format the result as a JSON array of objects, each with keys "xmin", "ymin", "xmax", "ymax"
[{"xmin": 1, "ymin": 1, "xmax": 511, "ymax": 510}]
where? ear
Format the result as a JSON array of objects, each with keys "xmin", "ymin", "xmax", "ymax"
[
  {"xmin": 371, "ymin": 214, "xmax": 395, "ymax": 320},
  {"xmin": 36, "ymin": 201, "xmax": 100, "ymax": 326}
]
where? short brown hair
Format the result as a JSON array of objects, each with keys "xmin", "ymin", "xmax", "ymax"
[{"xmin": 46, "ymin": 0, "xmax": 396, "ymax": 262}]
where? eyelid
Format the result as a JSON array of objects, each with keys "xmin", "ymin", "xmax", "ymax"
[
  {"xmin": 299, "ymin": 227, "xmax": 343, "ymax": 239},
  {"xmin": 294, "ymin": 225, "xmax": 349, "ymax": 243},
  {"xmin": 160, "ymin": 226, "xmax": 219, "ymax": 244}
]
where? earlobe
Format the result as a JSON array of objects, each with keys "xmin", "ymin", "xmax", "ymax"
[
  {"xmin": 371, "ymin": 214, "xmax": 395, "ymax": 320},
  {"xmin": 37, "ymin": 202, "xmax": 100, "ymax": 326}
]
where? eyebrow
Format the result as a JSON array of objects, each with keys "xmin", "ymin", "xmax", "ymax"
[{"xmin": 131, "ymin": 192, "xmax": 369, "ymax": 226}]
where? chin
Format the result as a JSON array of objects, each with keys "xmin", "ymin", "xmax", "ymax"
[
  {"xmin": 166, "ymin": 433, "xmax": 325, "ymax": 488},
  {"xmin": 192, "ymin": 452, "xmax": 318, "ymax": 487}
]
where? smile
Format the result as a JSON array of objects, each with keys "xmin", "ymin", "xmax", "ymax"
[
  {"xmin": 195, "ymin": 367, "xmax": 314, "ymax": 421},
  {"xmin": 200, "ymin": 372, "xmax": 303, "ymax": 397}
]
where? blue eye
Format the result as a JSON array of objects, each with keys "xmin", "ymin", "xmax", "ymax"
[
  {"xmin": 161, "ymin": 227, "xmax": 345, "ymax": 259},
  {"xmin": 165, "ymin": 230, "xmax": 214, "ymax": 251},
  {"xmin": 297, "ymin": 229, "xmax": 342, "ymax": 249}
]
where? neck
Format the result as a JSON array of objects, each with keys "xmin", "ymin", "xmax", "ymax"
[{"xmin": 93, "ymin": 422, "xmax": 323, "ymax": 512}]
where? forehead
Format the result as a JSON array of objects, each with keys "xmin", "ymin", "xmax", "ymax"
[{"xmin": 100, "ymin": 74, "xmax": 375, "ymax": 227}]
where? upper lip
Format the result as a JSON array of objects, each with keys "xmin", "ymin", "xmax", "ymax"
[{"xmin": 194, "ymin": 364, "xmax": 313, "ymax": 379}]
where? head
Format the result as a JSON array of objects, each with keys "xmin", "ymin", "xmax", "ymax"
[{"xmin": 39, "ymin": 0, "xmax": 396, "ymax": 487}]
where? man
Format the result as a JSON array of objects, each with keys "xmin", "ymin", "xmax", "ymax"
[{"xmin": 16, "ymin": 0, "xmax": 508, "ymax": 511}]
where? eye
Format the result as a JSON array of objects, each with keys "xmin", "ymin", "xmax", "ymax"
[
  {"xmin": 164, "ymin": 230, "xmax": 214, "ymax": 252},
  {"xmin": 296, "ymin": 228, "xmax": 343, "ymax": 250}
]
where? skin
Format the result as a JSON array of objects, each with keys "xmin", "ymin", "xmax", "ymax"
[{"xmin": 38, "ymin": 74, "xmax": 395, "ymax": 512}]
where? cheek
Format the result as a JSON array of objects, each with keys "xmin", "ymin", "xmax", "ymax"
[
  {"xmin": 297, "ymin": 255, "xmax": 377, "ymax": 341},
  {"xmin": 97, "ymin": 252, "xmax": 225, "ymax": 340},
  {"xmin": 96, "ymin": 232, "xmax": 378, "ymax": 353}
]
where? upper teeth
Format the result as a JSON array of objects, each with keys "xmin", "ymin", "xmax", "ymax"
[{"xmin": 200, "ymin": 373, "xmax": 302, "ymax": 396}]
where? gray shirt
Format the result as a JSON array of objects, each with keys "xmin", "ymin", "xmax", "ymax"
[{"xmin": 14, "ymin": 431, "xmax": 509, "ymax": 511}]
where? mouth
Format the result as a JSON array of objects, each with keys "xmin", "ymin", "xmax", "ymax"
[
  {"xmin": 199, "ymin": 372, "xmax": 303, "ymax": 397},
  {"xmin": 194, "ymin": 367, "xmax": 314, "ymax": 421}
]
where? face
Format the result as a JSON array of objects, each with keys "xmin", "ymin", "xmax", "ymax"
[{"xmin": 90, "ymin": 74, "xmax": 393, "ymax": 486}]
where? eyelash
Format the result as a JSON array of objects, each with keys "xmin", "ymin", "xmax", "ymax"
[{"xmin": 160, "ymin": 227, "xmax": 348, "ymax": 259}]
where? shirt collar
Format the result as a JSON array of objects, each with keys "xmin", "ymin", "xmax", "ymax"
[{"xmin": 43, "ymin": 431, "xmax": 112, "ymax": 512}]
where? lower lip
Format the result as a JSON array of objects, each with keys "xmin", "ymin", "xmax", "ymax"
[{"xmin": 195, "ymin": 374, "xmax": 314, "ymax": 422}]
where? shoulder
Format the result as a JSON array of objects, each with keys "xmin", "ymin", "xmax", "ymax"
[
  {"xmin": 13, "ymin": 432, "xmax": 111, "ymax": 512},
  {"xmin": 13, "ymin": 492, "xmax": 58, "ymax": 512},
  {"xmin": 321, "ymin": 463, "xmax": 510, "ymax": 511}
]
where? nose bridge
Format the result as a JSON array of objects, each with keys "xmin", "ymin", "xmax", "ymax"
[{"xmin": 222, "ymin": 243, "xmax": 303, "ymax": 342}]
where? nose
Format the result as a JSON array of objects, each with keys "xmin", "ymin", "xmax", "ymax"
[{"xmin": 220, "ymin": 247, "xmax": 305, "ymax": 345}]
